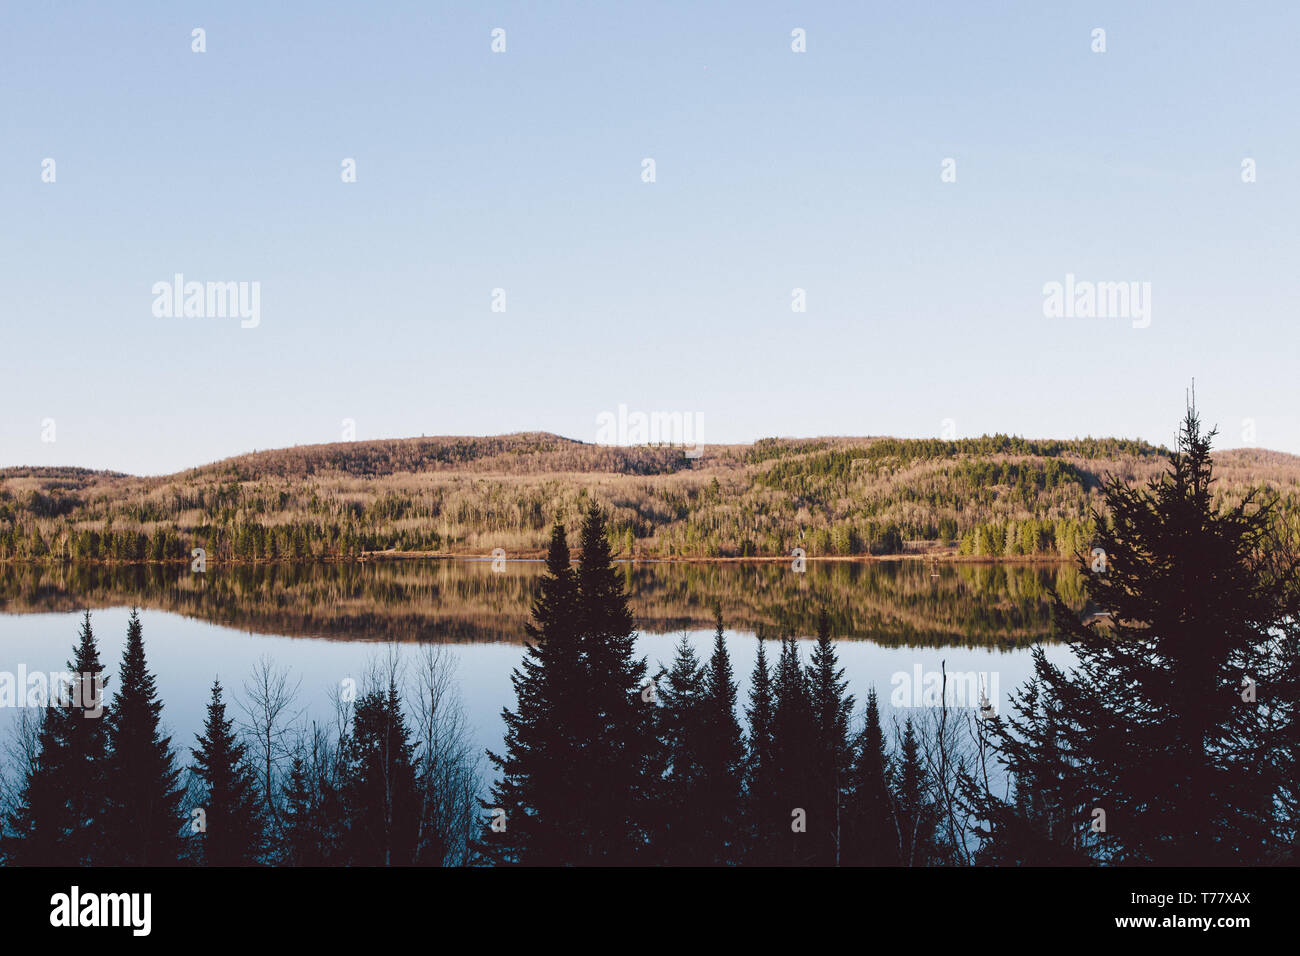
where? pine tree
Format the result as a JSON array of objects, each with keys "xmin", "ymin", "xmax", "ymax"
[
  {"xmin": 654, "ymin": 635, "xmax": 707, "ymax": 863},
  {"xmin": 279, "ymin": 755, "xmax": 320, "ymax": 866},
  {"xmin": 5, "ymin": 612, "xmax": 112, "ymax": 865},
  {"xmin": 969, "ymin": 402, "xmax": 1300, "ymax": 864},
  {"xmin": 698, "ymin": 605, "xmax": 746, "ymax": 864},
  {"xmin": 960, "ymin": 673, "xmax": 1089, "ymax": 865},
  {"xmin": 845, "ymin": 688, "xmax": 897, "ymax": 865},
  {"xmin": 806, "ymin": 610, "xmax": 854, "ymax": 864},
  {"xmin": 893, "ymin": 717, "xmax": 938, "ymax": 866},
  {"xmin": 191, "ymin": 679, "xmax": 266, "ymax": 866},
  {"xmin": 57, "ymin": 611, "xmax": 111, "ymax": 865},
  {"xmin": 572, "ymin": 504, "xmax": 654, "ymax": 864},
  {"xmin": 103, "ymin": 609, "xmax": 185, "ymax": 865},
  {"xmin": 279, "ymin": 731, "xmax": 345, "ymax": 866},
  {"xmin": 743, "ymin": 636, "xmax": 778, "ymax": 864},
  {"xmin": 771, "ymin": 634, "xmax": 815, "ymax": 865},
  {"xmin": 340, "ymin": 682, "xmax": 419, "ymax": 866},
  {"xmin": 6, "ymin": 611, "xmax": 113, "ymax": 866},
  {"xmin": 1, "ymin": 706, "xmax": 67, "ymax": 865},
  {"xmin": 482, "ymin": 519, "xmax": 585, "ymax": 865}
]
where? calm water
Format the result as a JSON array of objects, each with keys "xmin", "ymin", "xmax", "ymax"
[{"xmin": 0, "ymin": 559, "xmax": 1082, "ymax": 768}]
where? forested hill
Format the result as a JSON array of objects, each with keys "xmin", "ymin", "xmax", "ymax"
[{"xmin": 3, "ymin": 432, "xmax": 1299, "ymax": 563}]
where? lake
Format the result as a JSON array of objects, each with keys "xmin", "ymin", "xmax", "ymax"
[{"xmin": 0, "ymin": 559, "xmax": 1083, "ymax": 770}]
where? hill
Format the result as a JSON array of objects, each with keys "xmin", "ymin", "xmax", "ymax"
[{"xmin": 2, "ymin": 432, "xmax": 1299, "ymax": 564}]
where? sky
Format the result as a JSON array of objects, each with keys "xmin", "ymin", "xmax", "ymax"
[{"xmin": 2, "ymin": 0, "xmax": 1297, "ymax": 475}]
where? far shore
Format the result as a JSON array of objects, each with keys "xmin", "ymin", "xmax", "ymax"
[{"xmin": 0, "ymin": 550, "xmax": 1073, "ymax": 567}]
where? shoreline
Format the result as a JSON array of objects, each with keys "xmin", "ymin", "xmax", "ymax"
[{"xmin": 0, "ymin": 551, "xmax": 1074, "ymax": 567}]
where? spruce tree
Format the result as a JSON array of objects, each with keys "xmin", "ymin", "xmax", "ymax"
[
  {"xmin": 845, "ymin": 688, "xmax": 897, "ymax": 865},
  {"xmin": 279, "ymin": 732, "xmax": 345, "ymax": 866},
  {"xmin": 893, "ymin": 717, "xmax": 938, "ymax": 866},
  {"xmin": 279, "ymin": 755, "xmax": 320, "ymax": 866},
  {"xmin": 655, "ymin": 635, "xmax": 707, "ymax": 864},
  {"xmin": 57, "ymin": 611, "xmax": 110, "ymax": 865},
  {"xmin": 698, "ymin": 605, "xmax": 746, "ymax": 864},
  {"xmin": 483, "ymin": 519, "xmax": 585, "ymax": 865},
  {"xmin": 573, "ymin": 504, "xmax": 654, "ymax": 864},
  {"xmin": 103, "ymin": 608, "xmax": 185, "ymax": 865},
  {"xmin": 969, "ymin": 402, "xmax": 1299, "ymax": 864},
  {"xmin": 806, "ymin": 610, "xmax": 854, "ymax": 865},
  {"xmin": 743, "ymin": 636, "xmax": 778, "ymax": 864},
  {"xmin": 771, "ymin": 634, "xmax": 816, "ymax": 865},
  {"xmin": 191, "ymin": 679, "xmax": 266, "ymax": 866},
  {"xmin": 1, "ymin": 706, "xmax": 67, "ymax": 865},
  {"xmin": 340, "ymin": 682, "xmax": 419, "ymax": 866},
  {"xmin": 10, "ymin": 611, "xmax": 112, "ymax": 865},
  {"xmin": 960, "ymin": 673, "xmax": 1089, "ymax": 865}
]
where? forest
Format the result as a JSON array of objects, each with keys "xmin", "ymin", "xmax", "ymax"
[
  {"xmin": 3, "ymin": 409, "xmax": 1297, "ymax": 866},
  {"xmin": 3, "ymin": 431, "xmax": 1299, "ymax": 565}
]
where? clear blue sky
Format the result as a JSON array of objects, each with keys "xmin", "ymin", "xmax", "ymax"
[{"xmin": 3, "ymin": 0, "xmax": 1297, "ymax": 475}]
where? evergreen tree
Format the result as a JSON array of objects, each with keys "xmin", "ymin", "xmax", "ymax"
[
  {"xmin": 806, "ymin": 610, "xmax": 854, "ymax": 865},
  {"xmin": 697, "ymin": 605, "xmax": 746, "ymax": 864},
  {"xmin": 103, "ymin": 609, "xmax": 185, "ymax": 865},
  {"xmin": 654, "ymin": 635, "xmax": 707, "ymax": 864},
  {"xmin": 58, "ymin": 611, "xmax": 111, "ymax": 865},
  {"xmin": 743, "ymin": 636, "xmax": 778, "ymax": 864},
  {"xmin": 191, "ymin": 679, "xmax": 266, "ymax": 866},
  {"xmin": 845, "ymin": 688, "xmax": 897, "ymax": 866},
  {"xmin": 340, "ymin": 681, "xmax": 419, "ymax": 866},
  {"xmin": 893, "ymin": 717, "xmax": 938, "ymax": 866},
  {"xmin": 968, "ymin": 402, "xmax": 1300, "ymax": 864},
  {"xmin": 960, "ymin": 674, "xmax": 1090, "ymax": 865},
  {"xmin": 279, "ymin": 730, "xmax": 345, "ymax": 866},
  {"xmin": 572, "ymin": 504, "xmax": 654, "ymax": 864},
  {"xmin": 482, "ymin": 519, "xmax": 585, "ymax": 865},
  {"xmin": 771, "ymin": 634, "xmax": 815, "ymax": 865},
  {"xmin": 1, "ymin": 706, "xmax": 67, "ymax": 865},
  {"xmin": 279, "ymin": 755, "xmax": 321, "ymax": 866},
  {"xmin": 8, "ymin": 611, "xmax": 112, "ymax": 865}
]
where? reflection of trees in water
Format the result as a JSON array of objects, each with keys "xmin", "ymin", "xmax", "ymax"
[{"xmin": 0, "ymin": 559, "xmax": 1085, "ymax": 647}]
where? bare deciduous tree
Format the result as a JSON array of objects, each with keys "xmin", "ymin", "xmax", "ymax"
[
  {"xmin": 408, "ymin": 643, "xmax": 481, "ymax": 866},
  {"xmin": 238, "ymin": 656, "xmax": 302, "ymax": 826}
]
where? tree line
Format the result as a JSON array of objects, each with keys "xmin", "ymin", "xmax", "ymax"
[
  {"xmin": 7, "ymin": 431, "xmax": 1295, "ymax": 564},
  {"xmin": 3, "ymin": 407, "xmax": 1296, "ymax": 865},
  {"xmin": 0, "ymin": 613, "xmax": 481, "ymax": 866},
  {"xmin": 484, "ymin": 410, "xmax": 1299, "ymax": 865}
]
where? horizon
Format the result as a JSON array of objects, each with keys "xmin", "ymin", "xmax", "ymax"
[
  {"xmin": 4, "ymin": 1, "xmax": 1299, "ymax": 472},
  {"xmin": 9, "ymin": 423, "xmax": 1293, "ymax": 481}
]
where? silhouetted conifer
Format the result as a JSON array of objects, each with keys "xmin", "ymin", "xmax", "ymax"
[
  {"xmin": 771, "ymin": 635, "xmax": 816, "ymax": 865},
  {"xmin": 341, "ymin": 681, "xmax": 419, "ymax": 865},
  {"xmin": 655, "ymin": 635, "xmax": 707, "ymax": 863},
  {"xmin": 698, "ymin": 605, "xmax": 746, "ymax": 864},
  {"xmin": 893, "ymin": 717, "xmax": 938, "ymax": 866},
  {"xmin": 845, "ymin": 688, "xmax": 897, "ymax": 865},
  {"xmin": 1, "ymin": 707, "xmax": 66, "ymax": 865},
  {"xmin": 807, "ymin": 610, "xmax": 854, "ymax": 864},
  {"xmin": 3, "ymin": 612, "xmax": 109, "ymax": 865},
  {"xmin": 743, "ymin": 637, "xmax": 778, "ymax": 863},
  {"xmin": 968, "ymin": 401, "xmax": 1300, "ymax": 864},
  {"xmin": 103, "ymin": 609, "xmax": 184, "ymax": 865},
  {"xmin": 191, "ymin": 679, "xmax": 266, "ymax": 866},
  {"xmin": 279, "ymin": 755, "xmax": 322, "ymax": 865},
  {"xmin": 573, "ymin": 504, "xmax": 654, "ymax": 863},
  {"xmin": 483, "ymin": 519, "xmax": 584, "ymax": 864}
]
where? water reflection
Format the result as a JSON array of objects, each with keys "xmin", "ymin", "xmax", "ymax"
[{"xmin": 0, "ymin": 559, "xmax": 1085, "ymax": 647}]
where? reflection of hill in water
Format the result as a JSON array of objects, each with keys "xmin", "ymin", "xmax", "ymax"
[{"xmin": 0, "ymin": 560, "xmax": 1086, "ymax": 648}]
